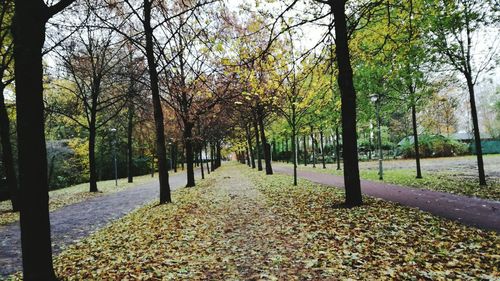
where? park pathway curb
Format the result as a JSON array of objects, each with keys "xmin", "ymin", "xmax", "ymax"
[
  {"xmin": 273, "ymin": 166, "xmax": 500, "ymax": 232},
  {"xmin": 0, "ymin": 169, "xmax": 200, "ymax": 277}
]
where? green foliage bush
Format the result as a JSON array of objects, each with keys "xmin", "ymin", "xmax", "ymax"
[
  {"xmin": 47, "ymin": 140, "xmax": 88, "ymax": 190},
  {"xmin": 399, "ymin": 135, "xmax": 468, "ymax": 158},
  {"xmin": 45, "ymin": 138, "xmax": 154, "ymax": 191},
  {"xmin": 276, "ymin": 151, "xmax": 292, "ymax": 162},
  {"xmin": 358, "ymin": 139, "xmax": 393, "ymax": 152}
]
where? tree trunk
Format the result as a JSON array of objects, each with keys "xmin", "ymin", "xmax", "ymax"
[
  {"xmin": 151, "ymin": 149, "xmax": 155, "ymax": 177},
  {"xmin": 285, "ymin": 138, "xmax": 289, "ymax": 163},
  {"xmin": 310, "ymin": 126, "xmax": 316, "ymax": 168},
  {"xmin": 143, "ymin": 0, "xmax": 171, "ymax": 203},
  {"xmin": 245, "ymin": 146, "xmax": 251, "ymax": 167},
  {"xmin": 246, "ymin": 125, "xmax": 256, "ymax": 169},
  {"xmin": 172, "ymin": 143, "xmax": 177, "ymax": 173},
  {"xmin": 199, "ymin": 147, "xmax": 204, "ymax": 179},
  {"xmin": 13, "ymin": 2, "xmax": 57, "ymax": 278},
  {"xmin": 331, "ymin": 0, "xmax": 362, "ymax": 206},
  {"xmin": 376, "ymin": 101, "xmax": 384, "ymax": 180},
  {"xmin": 411, "ymin": 102, "xmax": 422, "ymax": 179},
  {"xmin": 335, "ymin": 127, "xmax": 341, "ymax": 170},
  {"xmin": 466, "ymin": 75, "xmax": 486, "ymax": 185},
  {"xmin": 210, "ymin": 143, "xmax": 215, "ymax": 171},
  {"xmin": 292, "ymin": 108, "xmax": 298, "ymax": 186},
  {"xmin": 296, "ymin": 136, "xmax": 300, "ymax": 164},
  {"xmin": 127, "ymin": 97, "xmax": 134, "ymax": 183},
  {"xmin": 239, "ymin": 151, "xmax": 245, "ymax": 164},
  {"xmin": 253, "ymin": 115, "xmax": 262, "ymax": 171},
  {"xmin": 0, "ymin": 84, "xmax": 19, "ymax": 211},
  {"xmin": 181, "ymin": 148, "xmax": 185, "ymax": 171},
  {"xmin": 215, "ymin": 140, "xmax": 222, "ymax": 168},
  {"xmin": 303, "ymin": 134, "xmax": 307, "ymax": 166},
  {"xmin": 89, "ymin": 121, "xmax": 98, "ymax": 192},
  {"xmin": 320, "ymin": 129, "xmax": 326, "ymax": 169},
  {"xmin": 216, "ymin": 141, "xmax": 222, "ymax": 168},
  {"xmin": 205, "ymin": 143, "xmax": 210, "ymax": 174},
  {"xmin": 184, "ymin": 123, "xmax": 195, "ymax": 187},
  {"xmin": 272, "ymin": 140, "xmax": 277, "ymax": 161},
  {"xmin": 258, "ymin": 108, "xmax": 273, "ymax": 175},
  {"xmin": 368, "ymin": 125, "xmax": 372, "ymax": 160}
]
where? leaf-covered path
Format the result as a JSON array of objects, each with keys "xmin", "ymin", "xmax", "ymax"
[
  {"xmin": 273, "ymin": 165, "xmax": 500, "ymax": 232},
  {"xmin": 46, "ymin": 165, "xmax": 329, "ymax": 280},
  {"xmin": 194, "ymin": 168, "xmax": 309, "ymax": 279},
  {"xmin": 32, "ymin": 164, "xmax": 499, "ymax": 280},
  {"xmin": 0, "ymin": 170, "xmax": 197, "ymax": 277}
]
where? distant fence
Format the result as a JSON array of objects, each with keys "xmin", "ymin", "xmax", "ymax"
[{"xmin": 470, "ymin": 140, "xmax": 500, "ymax": 154}]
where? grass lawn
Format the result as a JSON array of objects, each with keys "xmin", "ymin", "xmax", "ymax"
[
  {"xmin": 0, "ymin": 174, "xmax": 159, "ymax": 226},
  {"xmin": 275, "ymin": 162, "xmax": 500, "ymax": 201},
  {"xmin": 10, "ymin": 164, "xmax": 497, "ymax": 280}
]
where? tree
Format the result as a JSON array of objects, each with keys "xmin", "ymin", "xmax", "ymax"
[
  {"xmin": 125, "ymin": 49, "xmax": 146, "ymax": 183},
  {"xmin": 0, "ymin": 0, "xmax": 18, "ymax": 211},
  {"xmin": 406, "ymin": 1, "xmax": 424, "ymax": 179},
  {"xmin": 426, "ymin": 0, "xmax": 498, "ymax": 185},
  {"xmin": 397, "ymin": 0, "xmax": 431, "ymax": 179},
  {"xmin": 97, "ymin": 0, "xmax": 177, "ymax": 203},
  {"xmin": 420, "ymin": 93, "xmax": 459, "ymax": 136},
  {"xmin": 142, "ymin": 0, "xmax": 171, "ymax": 202},
  {"xmin": 350, "ymin": 0, "xmax": 434, "ymax": 179},
  {"xmin": 277, "ymin": 39, "xmax": 320, "ymax": 185},
  {"xmin": 327, "ymin": 0, "xmax": 363, "ymax": 206},
  {"xmin": 272, "ymin": 0, "xmax": 370, "ymax": 205},
  {"xmin": 51, "ymin": 16, "xmax": 129, "ymax": 192},
  {"xmin": 225, "ymin": 15, "xmax": 281, "ymax": 175},
  {"xmin": 159, "ymin": 1, "xmax": 231, "ymax": 187},
  {"xmin": 241, "ymin": 1, "xmax": 365, "ymax": 204},
  {"xmin": 13, "ymin": 0, "xmax": 76, "ymax": 279}
]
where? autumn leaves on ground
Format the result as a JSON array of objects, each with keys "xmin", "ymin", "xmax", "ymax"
[{"xmin": 8, "ymin": 163, "xmax": 496, "ymax": 280}]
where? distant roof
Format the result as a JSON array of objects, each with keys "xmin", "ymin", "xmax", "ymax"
[
  {"xmin": 397, "ymin": 136, "xmax": 414, "ymax": 146},
  {"xmin": 397, "ymin": 135, "xmax": 446, "ymax": 146}
]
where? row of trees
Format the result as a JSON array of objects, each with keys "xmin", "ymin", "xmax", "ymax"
[
  {"xmin": 0, "ymin": 0, "xmax": 497, "ymax": 279},
  {"xmin": 2, "ymin": 0, "xmax": 233, "ymax": 279},
  {"xmin": 230, "ymin": 0, "xmax": 497, "ymax": 191}
]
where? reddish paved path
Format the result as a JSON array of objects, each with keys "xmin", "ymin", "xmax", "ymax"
[{"xmin": 274, "ymin": 166, "xmax": 500, "ymax": 232}]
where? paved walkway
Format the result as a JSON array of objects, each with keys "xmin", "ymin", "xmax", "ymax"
[
  {"xmin": 273, "ymin": 166, "xmax": 500, "ymax": 232},
  {"xmin": 0, "ymin": 170, "xmax": 199, "ymax": 277}
]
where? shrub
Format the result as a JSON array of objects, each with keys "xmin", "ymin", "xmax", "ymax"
[
  {"xmin": 47, "ymin": 139, "xmax": 89, "ymax": 190},
  {"xmin": 399, "ymin": 135, "xmax": 468, "ymax": 158}
]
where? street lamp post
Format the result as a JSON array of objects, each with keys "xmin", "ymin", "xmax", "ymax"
[
  {"xmin": 110, "ymin": 128, "xmax": 118, "ymax": 186},
  {"xmin": 371, "ymin": 95, "xmax": 383, "ymax": 180}
]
